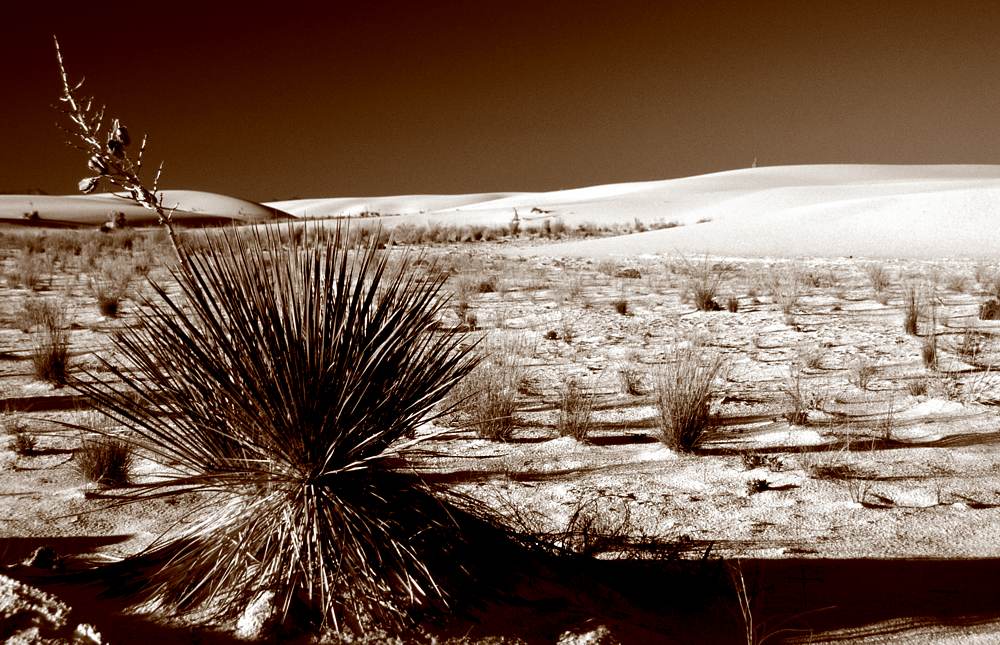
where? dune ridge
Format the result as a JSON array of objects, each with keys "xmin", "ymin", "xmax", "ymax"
[{"xmin": 270, "ymin": 164, "xmax": 1000, "ymax": 259}]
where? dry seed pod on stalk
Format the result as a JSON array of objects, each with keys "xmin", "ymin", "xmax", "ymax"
[{"xmin": 54, "ymin": 36, "xmax": 186, "ymax": 265}]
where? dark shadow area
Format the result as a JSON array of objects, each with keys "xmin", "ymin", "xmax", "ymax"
[
  {"xmin": 698, "ymin": 429, "xmax": 1000, "ymax": 455},
  {"xmin": 728, "ymin": 558, "xmax": 1000, "ymax": 643},
  {"xmin": 421, "ymin": 465, "xmax": 607, "ymax": 485},
  {"xmin": 586, "ymin": 433, "xmax": 658, "ymax": 446},
  {"xmin": 4, "ymin": 568, "xmax": 242, "ymax": 644},
  {"xmin": 432, "ymin": 554, "xmax": 1000, "ymax": 643},
  {"xmin": 6, "ymin": 535, "xmax": 1000, "ymax": 643},
  {"xmin": 0, "ymin": 535, "xmax": 131, "ymax": 564},
  {"xmin": 0, "ymin": 394, "xmax": 88, "ymax": 412}
]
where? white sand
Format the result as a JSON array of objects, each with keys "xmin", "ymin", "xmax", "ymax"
[
  {"xmin": 0, "ymin": 190, "xmax": 289, "ymax": 226},
  {"xmin": 270, "ymin": 164, "xmax": 1000, "ymax": 259}
]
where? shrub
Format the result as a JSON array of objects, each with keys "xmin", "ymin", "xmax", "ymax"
[
  {"xmin": 908, "ymin": 378, "xmax": 929, "ymax": 396},
  {"xmin": 850, "ymin": 358, "xmax": 877, "ymax": 390},
  {"xmin": 655, "ymin": 347, "xmax": 724, "ymax": 451},
  {"xmin": 452, "ymin": 344, "xmax": 523, "ymax": 441},
  {"xmin": 3, "ymin": 414, "xmax": 35, "ymax": 456},
  {"xmin": 556, "ymin": 377, "xmax": 594, "ymax": 441},
  {"xmin": 7, "ymin": 251, "xmax": 46, "ymax": 290},
  {"xmin": 617, "ymin": 361, "xmax": 645, "ymax": 396},
  {"xmin": 613, "ymin": 298, "xmax": 629, "ymax": 315},
  {"xmin": 864, "ymin": 263, "xmax": 891, "ymax": 294},
  {"xmin": 72, "ymin": 224, "xmax": 506, "ymax": 634},
  {"xmin": 18, "ymin": 297, "xmax": 62, "ymax": 333},
  {"xmin": 781, "ymin": 364, "xmax": 812, "ymax": 425},
  {"xmin": 30, "ymin": 308, "xmax": 69, "ymax": 386},
  {"xmin": 679, "ymin": 254, "xmax": 726, "ymax": 312},
  {"xmin": 922, "ymin": 335, "xmax": 938, "ymax": 370},
  {"xmin": 477, "ymin": 276, "xmax": 497, "ymax": 293},
  {"xmin": 76, "ymin": 435, "xmax": 133, "ymax": 487},
  {"xmin": 980, "ymin": 299, "xmax": 1000, "ymax": 320},
  {"xmin": 903, "ymin": 285, "xmax": 920, "ymax": 335}
]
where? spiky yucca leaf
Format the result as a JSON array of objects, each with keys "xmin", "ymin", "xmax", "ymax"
[{"xmin": 72, "ymin": 223, "xmax": 495, "ymax": 634}]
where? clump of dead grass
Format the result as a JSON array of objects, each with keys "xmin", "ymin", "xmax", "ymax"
[
  {"xmin": 556, "ymin": 376, "xmax": 595, "ymax": 441},
  {"xmin": 655, "ymin": 347, "xmax": 724, "ymax": 451}
]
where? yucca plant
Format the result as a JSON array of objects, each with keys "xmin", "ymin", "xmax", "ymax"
[
  {"xmin": 71, "ymin": 224, "xmax": 505, "ymax": 634},
  {"xmin": 55, "ymin": 38, "xmax": 519, "ymax": 636}
]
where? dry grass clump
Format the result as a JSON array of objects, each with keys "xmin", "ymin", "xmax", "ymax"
[
  {"xmin": 922, "ymin": 335, "xmax": 938, "ymax": 370},
  {"xmin": 28, "ymin": 302, "xmax": 69, "ymax": 386},
  {"xmin": 3, "ymin": 414, "xmax": 35, "ymax": 456},
  {"xmin": 864, "ymin": 263, "xmax": 891, "ymax": 294},
  {"xmin": 451, "ymin": 336, "xmax": 527, "ymax": 441},
  {"xmin": 979, "ymin": 299, "xmax": 1000, "ymax": 320},
  {"xmin": 6, "ymin": 251, "xmax": 47, "ymax": 290},
  {"xmin": 76, "ymin": 434, "xmax": 133, "ymax": 488},
  {"xmin": 781, "ymin": 363, "xmax": 814, "ymax": 425},
  {"xmin": 655, "ymin": 347, "xmax": 724, "ymax": 451},
  {"xmin": 849, "ymin": 358, "xmax": 878, "ymax": 391},
  {"xmin": 679, "ymin": 255, "xmax": 727, "ymax": 312},
  {"xmin": 903, "ymin": 284, "xmax": 921, "ymax": 335},
  {"xmin": 90, "ymin": 260, "xmax": 132, "ymax": 317},
  {"xmin": 617, "ymin": 360, "xmax": 646, "ymax": 396},
  {"xmin": 556, "ymin": 376, "xmax": 595, "ymax": 441}
]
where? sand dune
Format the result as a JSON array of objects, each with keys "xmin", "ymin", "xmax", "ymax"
[
  {"xmin": 0, "ymin": 190, "xmax": 291, "ymax": 228},
  {"xmin": 272, "ymin": 164, "xmax": 1000, "ymax": 259}
]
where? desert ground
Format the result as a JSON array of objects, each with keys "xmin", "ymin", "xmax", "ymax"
[{"xmin": 4, "ymin": 165, "xmax": 1000, "ymax": 643}]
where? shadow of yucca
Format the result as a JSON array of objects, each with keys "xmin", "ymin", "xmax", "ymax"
[{"xmin": 71, "ymin": 223, "xmax": 523, "ymax": 637}]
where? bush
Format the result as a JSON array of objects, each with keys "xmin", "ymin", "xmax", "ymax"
[
  {"xmin": 655, "ymin": 347, "xmax": 724, "ymax": 451},
  {"xmin": 72, "ymin": 224, "xmax": 506, "ymax": 635},
  {"xmin": 30, "ymin": 308, "xmax": 69, "ymax": 386},
  {"xmin": 980, "ymin": 299, "xmax": 1000, "ymax": 320},
  {"xmin": 3, "ymin": 414, "xmax": 35, "ymax": 456},
  {"xmin": 903, "ymin": 285, "xmax": 920, "ymax": 335},
  {"xmin": 556, "ymin": 377, "xmax": 594, "ymax": 441},
  {"xmin": 679, "ymin": 255, "xmax": 726, "ymax": 312},
  {"xmin": 76, "ymin": 435, "xmax": 133, "ymax": 487},
  {"xmin": 922, "ymin": 335, "xmax": 938, "ymax": 370},
  {"xmin": 864, "ymin": 263, "xmax": 891, "ymax": 294},
  {"xmin": 612, "ymin": 298, "xmax": 629, "ymax": 315},
  {"xmin": 450, "ymin": 338, "xmax": 524, "ymax": 441},
  {"xmin": 617, "ymin": 361, "xmax": 645, "ymax": 396}
]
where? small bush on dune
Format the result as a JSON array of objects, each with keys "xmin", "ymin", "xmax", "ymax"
[
  {"xmin": 73, "ymin": 225, "xmax": 512, "ymax": 634},
  {"xmin": 655, "ymin": 347, "xmax": 724, "ymax": 451}
]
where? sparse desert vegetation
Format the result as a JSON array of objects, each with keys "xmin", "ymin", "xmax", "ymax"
[{"xmin": 3, "ymin": 43, "xmax": 1000, "ymax": 645}]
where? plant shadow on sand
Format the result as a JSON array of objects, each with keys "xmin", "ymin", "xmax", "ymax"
[{"xmin": 7, "ymin": 536, "xmax": 1000, "ymax": 643}]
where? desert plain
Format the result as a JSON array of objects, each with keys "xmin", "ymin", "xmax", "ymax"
[{"xmin": 4, "ymin": 164, "xmax": 1000, "ymax": 643}]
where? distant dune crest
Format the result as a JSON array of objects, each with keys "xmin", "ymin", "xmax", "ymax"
[{"xmin": 269, "ymin": 164, "xmax": 1000, "ymax": 259}]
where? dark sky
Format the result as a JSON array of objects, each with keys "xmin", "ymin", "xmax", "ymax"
[{"xmin": 3, "ymin": 1, "xmax": 1000, "ymax": 201}]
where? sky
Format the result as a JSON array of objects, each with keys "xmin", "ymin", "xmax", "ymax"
[{"xmin": 3, "ymin": 1, "xmax": 1000, "ymax": 202}]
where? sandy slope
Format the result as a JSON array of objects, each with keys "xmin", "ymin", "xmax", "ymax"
[
  {"xmin": 0, "ymin": 190, "xmax": 291, "ymax": 227},
  {"xmin": 271, "ymin": 164, "xmax": 1000, "ymax": 259}
]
